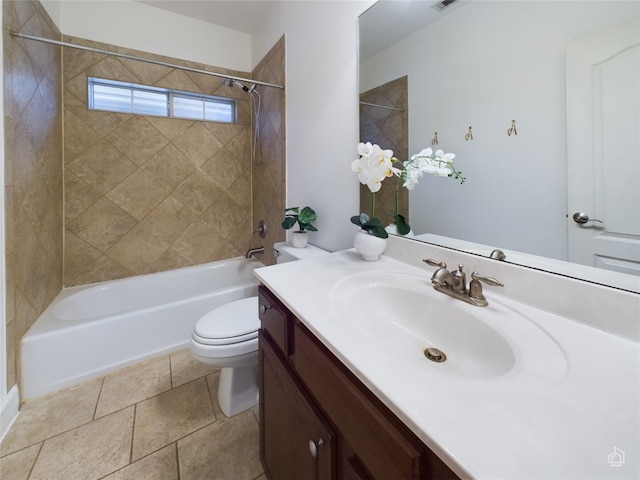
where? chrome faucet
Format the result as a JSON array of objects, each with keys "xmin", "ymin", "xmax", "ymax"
[{"xmin": 423, "ymin": 259, "xmax": 503, "ymax": 307}]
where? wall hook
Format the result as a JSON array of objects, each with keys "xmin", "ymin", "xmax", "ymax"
[
  {"xmin": 507, "ymin": 119, "xmax": 517, "ymax": 136},
  {"xmin": 431, "ymin": 132, "xmax": 439, "ymax": 145},
  {"xmin": 465, "ymin": 126, "xmax": 473, "ymax": 141}
]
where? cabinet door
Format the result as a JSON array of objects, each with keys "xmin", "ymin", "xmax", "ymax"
[
  {"xmin": 294, "ymin": 322, "xmax": 458, "ymax": 480},
  {"xmin": 259, "ymin": 331, "xmax": 334, "ymax": 480}
]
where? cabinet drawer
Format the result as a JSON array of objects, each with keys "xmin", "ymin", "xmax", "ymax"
[{"xmin": 258, "ymin": 285, "xmax": 291, "ymax": 356}]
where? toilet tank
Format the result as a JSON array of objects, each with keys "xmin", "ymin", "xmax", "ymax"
[{"xmin": 273, "ymin": 242, "xmax": 329, "ymax": 263}]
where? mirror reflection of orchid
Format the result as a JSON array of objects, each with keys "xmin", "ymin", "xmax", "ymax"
[{"xmin": 352, "ymin": 142, "xmax": 465, "ymax": 237}]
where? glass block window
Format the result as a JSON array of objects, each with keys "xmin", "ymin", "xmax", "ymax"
[{"xmin": 88, "ymin": 77, "xmax": 237, "ymax": 123}]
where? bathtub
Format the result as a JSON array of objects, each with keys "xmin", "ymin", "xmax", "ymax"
[{"xmin": 21, "ymin": 257, "xmax": 263, "ymax": 400}]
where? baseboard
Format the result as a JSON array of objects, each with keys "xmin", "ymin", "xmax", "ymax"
[{"xmin": 0, "ymin": 385, "xmax": 20, "ymax": 443}]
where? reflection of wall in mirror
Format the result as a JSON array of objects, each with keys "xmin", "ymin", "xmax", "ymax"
[
  {"xmin": 359, "ymin": 76, "xmax": 408, "ymax": 226},
  {"xmin": 359, "ymin": 1, "xmax": 639, "ymax": 262}
]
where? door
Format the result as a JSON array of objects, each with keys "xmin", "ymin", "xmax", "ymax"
[{"xmin": 567, "ymin": 18, "xmax": 640, "ymax": 275}]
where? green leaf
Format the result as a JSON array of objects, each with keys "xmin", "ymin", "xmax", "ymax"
[
  {"xmin": 396, "ymin": 214, "xmax": 411, "ymax": 235},
  {"xmin": 281, "ymin": 217, "xmax": 297, "ymax": 229},
  {"xmin": 364, "ymin": 224, "xmax": 389, "ymax": 238}
]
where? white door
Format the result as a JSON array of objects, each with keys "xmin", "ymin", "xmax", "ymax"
[{"xmin": 567, "ymin": 18, "xmax": 640, "ymax": 276}]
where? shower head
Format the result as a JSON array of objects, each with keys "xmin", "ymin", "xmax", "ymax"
[{"xmin": 222, "ymin": 77, "xmax": 256, "ymax": 94}]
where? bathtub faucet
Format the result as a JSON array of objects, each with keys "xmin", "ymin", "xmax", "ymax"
[{"xmin": 245, "ymin": 246, "xmax": 264, "ymax": 259}]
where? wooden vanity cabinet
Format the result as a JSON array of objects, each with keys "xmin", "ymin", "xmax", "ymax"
[{"xmin": 258, "ymin": 285, "xmax": 459, "ymax": 480}]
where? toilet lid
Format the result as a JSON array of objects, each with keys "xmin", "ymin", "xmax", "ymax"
[{"xmin": 194, "ymin": 297, "xmax": 259, "ymax": 342}]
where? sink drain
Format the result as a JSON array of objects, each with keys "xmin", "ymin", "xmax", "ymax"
[{"xmin": 424, "ymin": 347, "xmax": 447, "ymax": 363}]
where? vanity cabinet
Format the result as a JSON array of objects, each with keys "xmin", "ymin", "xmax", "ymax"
[{"xmin": 258, "ymin": 285, "xmax": 459, "ymax": 480}]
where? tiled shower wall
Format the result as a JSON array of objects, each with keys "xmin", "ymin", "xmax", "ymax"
[
  {"xmin": 3, "ymin": 0, "xmax": 64, "ymax": 393},
  {"xmin": 251, "ymin": 36, "xmax": 286, "ymax": 266},
  {"xmin": 63, "ymin": 37, "xmax": 255, "ymax": 286},
  {"xmin": 359, "ymin": 76, "xmax": 408, "ymax": 226}
]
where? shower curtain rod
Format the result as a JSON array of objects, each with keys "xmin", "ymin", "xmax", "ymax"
[
  {"xmin": 359, "ymin": 101, "xmax": 404, "ymax": 112},
  {"xmin": 10, "ymin": 31, "xmax": 285, "ymax": 90}
]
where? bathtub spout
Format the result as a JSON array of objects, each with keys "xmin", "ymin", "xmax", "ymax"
[{"xmin": 245, "ymin": 246, "xmax": 264, "ymax": 259}]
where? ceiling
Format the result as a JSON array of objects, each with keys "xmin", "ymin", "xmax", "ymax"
[{"xmin": 136, "ymin": 0, "xmax": 277, "ymax": 33}]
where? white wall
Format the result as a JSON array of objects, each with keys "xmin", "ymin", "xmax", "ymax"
[
  {"xmin": 360, "ymin": 1, "xmax": 639, "ymax": 260},
  {"xmin": 253, "ymin": 1, "xmax": 373, "ymax": 252},
  {"xmin": 47, "ymin": 0, "xmax": 252, "ymax": 72}
]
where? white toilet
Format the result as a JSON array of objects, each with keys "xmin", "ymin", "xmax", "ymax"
[{"xmin": 190, "ymin": 242, "xmax": 328, "ymax": 417}]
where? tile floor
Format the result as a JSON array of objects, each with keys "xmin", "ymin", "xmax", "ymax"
[{"xmin": 0, "ymin": 348, "xmax": 265, "ymax": 480}]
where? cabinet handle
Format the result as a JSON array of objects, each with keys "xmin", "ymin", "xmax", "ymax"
[
  {"xmin": 308, "ymin": 438, "xmax": 324, "ymax": 458},
  {"xmin": 259, "ymin": 304, "xmax": 271, "ymax": 314}
]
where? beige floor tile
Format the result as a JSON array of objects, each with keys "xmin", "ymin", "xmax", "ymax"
[
  {"xmin": 0, "ymin": 377, "xmax": 102, "ymax": 456},
  {"xmin": 177, "ymin": 409, "xmax": 262, "ymax": 480},
  {"xmin": 132, "ymin": 377, "xmax": 215, "ymax": 461},
  {"xmin": 205, "ymin": 371, "xmax": 224, "ymax": 419},
  {"xmin": 170, "ymin": 348, "xmax": 217, "ymax": 388},
  {"xmin": 102, "ymin": 444, "xmax": 178, "ymax": 480},
  {"xmin": 95, "ymin": 355, "xmax": 172, "ymax": 418},
  {"xmin": 29, "ymin": 406, "xmax": 134, "ymax": 480},
  {"xmin": 0, "ymin": 443, "xmax": 41, "ymax": 480}
]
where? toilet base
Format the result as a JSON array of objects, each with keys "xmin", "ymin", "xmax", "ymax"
[{"xmin": 218, "ymin": 364, "xmax": 259, "ymax": 417}]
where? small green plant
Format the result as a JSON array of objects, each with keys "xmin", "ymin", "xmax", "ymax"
[
  {"xmin": 350, "ymin": 213, "xmax": 388, "ymax": 239},
  {"xmin": 282, "ymin": 206, "xmax": 318, "ymax": 232}
]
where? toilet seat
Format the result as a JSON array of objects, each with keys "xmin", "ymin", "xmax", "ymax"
[{"xmin": 193, "ymin": 297, "xmax": 259, "ymax": 346}]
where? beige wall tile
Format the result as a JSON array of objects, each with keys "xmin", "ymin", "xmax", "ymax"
[
  {"xmin": 3, "ymin": 0, "xmax": 63, "ymax": 393},
  {"xmin": 105, "ymin": 169, "xmax": 169, "ymax": 221}
]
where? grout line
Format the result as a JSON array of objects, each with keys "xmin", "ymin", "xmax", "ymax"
[
  {"xmin": 174, "ymin": 441, "xmax": 181, "ymax": 479},
  {"xmin": 129, "ymin": 403, "xmax": 137, "ymax": 465},
  {"xmin": 92, "ymin": 377, "xmax": 105, "ymax": 421},
  {"xmin": 25, "ymin": 442, "xmax": 44, "ymax": 480}
]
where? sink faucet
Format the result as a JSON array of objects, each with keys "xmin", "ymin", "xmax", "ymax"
[{"xmin": 423, "ymin": 259, "xmax": 503, "ymax": 307}]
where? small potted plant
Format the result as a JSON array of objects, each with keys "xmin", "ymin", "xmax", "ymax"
[{"xmin": 282, "ymin": 206, "xmax": 318, "ymax": 247}]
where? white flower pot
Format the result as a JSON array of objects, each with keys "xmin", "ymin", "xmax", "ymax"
[
  {"xmin": 385, "ymin": 224, "xmax": 414, "ymax": 237},
  {"xmin": 353, "ymin": 230, "xmax": 387, "ymax": 261},
  {"xmin": 291, "ymin": 231, "xmax": 309, "ymax": 248}
]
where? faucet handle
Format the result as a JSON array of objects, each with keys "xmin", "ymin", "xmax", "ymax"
[
  {"xmin": 423, "ymin": 259, "xmax": 447, "ymax": 268},
  {"xmin": 471, "ymin": 272, "xmax": 504, "ymax": 287},
  {"xmin": 469, "ymin": 272, "xmax": 504, "ymax": 304}
]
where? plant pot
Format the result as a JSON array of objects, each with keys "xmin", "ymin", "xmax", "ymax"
[
  {"xmin": 291, "ymin": 231, "xmax": 309, "ymax": 248},
  {"xmin": 353, "ymin": 230, "xmax": 387, "ymax": 261},
  {"xmin": 385, "ymin": 224, "xmax": 414, "ymax": 237}
]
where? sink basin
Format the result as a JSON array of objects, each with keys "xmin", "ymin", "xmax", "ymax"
[{"xmin": 331, "ymin": 272, "xmax": 566, "ymax": 381}]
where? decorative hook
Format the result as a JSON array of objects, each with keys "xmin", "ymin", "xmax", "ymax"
[
  {"xmin": 507, "ymin": 119, "xmax": 517, "ymax": 136},
  {"xmin": 465, "ymin": 126, "xmax": 473, "ymax": 141},
  {"xmin": 431, "ymin": 132, "xmax": 439, "ymax": 145}
]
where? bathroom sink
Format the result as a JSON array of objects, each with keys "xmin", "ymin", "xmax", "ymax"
[{"xmin": 330, "ymin": 272, "xmax": 566, "ymax": 380}]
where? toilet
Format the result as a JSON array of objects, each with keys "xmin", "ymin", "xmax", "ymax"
[{"xmin": 190, "ymin": 242, "xmax": 329, "ymax": 417}]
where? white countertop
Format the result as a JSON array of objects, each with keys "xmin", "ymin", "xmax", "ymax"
[{"xmin": 254, "ymin": 246, "xmax": 639, "ymax": 479}]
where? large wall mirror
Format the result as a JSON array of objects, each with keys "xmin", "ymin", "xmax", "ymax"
[{"xmin": 359, "ymin": 0, "xmax": 639, "ymax": 293}]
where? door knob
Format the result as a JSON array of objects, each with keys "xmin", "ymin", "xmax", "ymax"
[{"xmin": 572, "ymin": 212, "xmax": 603, "ymax": 225}]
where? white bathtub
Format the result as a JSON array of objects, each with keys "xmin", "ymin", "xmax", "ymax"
[{"xmin": 21, "ymin": 257, "xmax": 263, "ymax": 400}]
